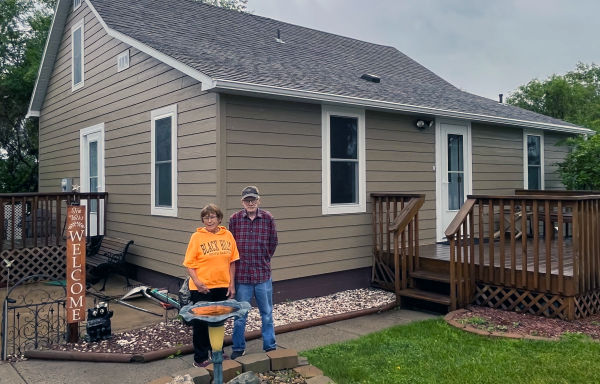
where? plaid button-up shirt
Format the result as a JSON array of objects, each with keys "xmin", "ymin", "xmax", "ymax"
[{"xmin": 229, "ymin": 208, "xmax": 278, "ymax": 284}]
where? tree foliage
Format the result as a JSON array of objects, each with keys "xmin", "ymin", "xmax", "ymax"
[
  {"xmin": 555, "ymin": 134, "xmax": 600, "ymax": 190},
  {"xmin": 0, "ymin": 0, "xmax": 55, "ymax": 193},
  {"xmin": 507, "ymin": 63, "xmax": 600, "ymax": 131},
  {"xmin": 508, "ymin": 63, "xmax": 600, "ymax": 190}
]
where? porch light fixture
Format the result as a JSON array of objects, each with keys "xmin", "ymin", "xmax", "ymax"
[
  {"xmin": 180, "ymin": 300, "xmax": 251, "ymax": 384},
  {"xmin": 416, "ymin": 119, "xmax": 433, "ymax": 130}
]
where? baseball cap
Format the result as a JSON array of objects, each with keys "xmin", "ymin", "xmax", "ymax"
[{"xmin": 241, "ymin": 186, "xmax": 260, "ymax": 199}]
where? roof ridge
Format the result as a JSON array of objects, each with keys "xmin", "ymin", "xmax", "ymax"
[{"xmin": 156, "ymin": 0, "xmax": 399, "ymax": 50}]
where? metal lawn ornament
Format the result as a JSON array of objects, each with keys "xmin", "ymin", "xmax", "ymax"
[{"xmin": 180, "ymin": 300, "xmax": 251, "ymax": 384}]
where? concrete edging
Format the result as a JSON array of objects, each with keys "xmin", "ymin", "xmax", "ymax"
[
  {"xmin": 443, "ymin": 309, "xmax": 560, "ymax": 341},
  {"xmin": 24, "ymin": 301, "xmax": 398, "ymax": 363}
]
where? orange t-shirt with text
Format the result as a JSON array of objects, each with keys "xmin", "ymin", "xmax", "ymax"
[{"xmin": 183, "ymin": 226, "xmax": 240, "ymax": 290}]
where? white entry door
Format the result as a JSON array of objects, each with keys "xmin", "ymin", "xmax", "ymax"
[
  {"xmin": 438, "ymin": 122, "xmax": 471, "ymax": 241},
  {"xmin": 80, "ymin": 124, "xmax": 105, "ymax": 236}
]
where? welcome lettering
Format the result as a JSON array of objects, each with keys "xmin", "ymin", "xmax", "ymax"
[{"xmin": 67, "ymin": 205, "xmax": 86, "ymax": 324}]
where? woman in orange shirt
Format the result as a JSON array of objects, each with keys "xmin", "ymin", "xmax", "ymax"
[{"xmin": 183, "ymin": 204, "xmax": 239, "ymax": 367}]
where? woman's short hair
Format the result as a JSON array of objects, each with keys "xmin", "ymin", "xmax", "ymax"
[{"xmin": 200, "ymin": 204, "xmax": 224, "ymax": 221}]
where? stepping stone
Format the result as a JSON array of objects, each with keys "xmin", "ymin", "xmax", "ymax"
[
  {"xmin": 294, "ymin": 365, "xmax": 323, "ymax": 379},
  {"xmin": 267, "ymin": 348, "xmax": 298, "ymax": 370},
  {"xmin": 146, "ymin": 377, "xmax": 174, "ymax": 384},
  {"xmin": 171, "ymin": 367, "xmax": 210, "ymax": 384},
  {"xmin": 298, "ymin": 356, "xmax": 309, "ymax": 366},
  {"xmin": 206, "ymin": 360, "xmax": 242, "ymax": 383},
  {"xmin": 306, "ymin": 376, "xmax": 335, "ymax": 384},
  {"xmin": 227, "ymin": 371, "xmax": 261, "ymax": 384},
  {"xmin": 235, "ymin": 352, "xmax": 270, "ymax": 373}
]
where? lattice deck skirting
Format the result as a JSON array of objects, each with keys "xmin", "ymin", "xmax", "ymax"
[
  {"xmin": 472, "ymin": 284, "xmax": 571, "ymax": 320},
  {"xmin": 574, "ymin": 290, "xmax": 600, "ymax": 319},
  {"xmin": 0, "ymin": 245, "xmax": 67, "ymax": 286}
]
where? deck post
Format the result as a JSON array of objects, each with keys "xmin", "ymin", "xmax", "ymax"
[
  {"xmin": 449, "ymin": 236, "xmax": 456, "ymax": 311},
  {"xmin": 394, "ymin": 232, "xmax": 400, "ymax": 305},
  {"xmin": 567, "ymin": 296, "xmax": 575, "ymax": 321}
]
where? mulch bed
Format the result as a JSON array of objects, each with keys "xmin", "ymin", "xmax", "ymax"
[
  {"xmin": 454, "ymin": 305, "xmax": 600, "ymax": 339},
  {"xmin": 6, "ymin": 288, "xmax": 394, "ymax": 361}
]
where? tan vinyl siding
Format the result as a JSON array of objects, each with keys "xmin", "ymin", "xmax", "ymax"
[
  {"xmin": 544, "ymin": 132, "xmax": 571, "ymax": 190},
  {"xmin": 38, "ymin": 1, "xmax": 217, "ymax": 276},
  {"xmin": 472, "ymin": 123, "xmax": 524, "ymax": 195},
  {"xmin": 224, "ymin": 96, "xmax": 436, "ymax": 282}
]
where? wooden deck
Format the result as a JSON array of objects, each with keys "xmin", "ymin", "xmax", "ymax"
[{"xmin": 419, "ymin": 237, "xmax": 574, "ymax": 276}]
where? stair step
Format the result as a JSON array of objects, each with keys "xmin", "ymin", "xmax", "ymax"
[
  {"xmin": 409, "ymin": 270, "xmax": 452, "ymax": 284},
  {"xmin": 398, "ymin": 288, "xmax": 451, "ymax": 306}
]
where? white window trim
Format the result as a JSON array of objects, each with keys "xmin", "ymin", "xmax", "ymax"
[
  {"xmin": 80, "ymin": 123, "xmax": 106, "ymax": 234},
  {"xmin": 79, "ymin": 123, "xmax": 105, "ymax": 194},
  {"xmin": 321, "ymin": 105, "xmax": 366, "ymax": 215},
  {"xmin": 117, "ymin": 50, "xmax": 130, "ymax": 72},
  {"xmin": 73, "ymin": 0, "xmax": 82, "ymax": 11},
  {"xmin": 523, "ymin": 130, "xmax": 545, "ymax": 190},
  {"xmin": 151, "ymin": 104, "xmax": 178, "ymax": 217},
  {"xmin": 71, "ymin": 19, "xmax": 85, "ymax": 91}
]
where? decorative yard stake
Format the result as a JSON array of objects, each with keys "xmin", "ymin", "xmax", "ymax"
[
  {"xmin": 66, "ymin": 203, "xmax": 86, "ymax": 343},
  {"xmin": 180, "ymin": 300, "xmax": 251, "ymax": 384}
]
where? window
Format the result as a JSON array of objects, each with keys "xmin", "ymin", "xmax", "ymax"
[
  {"xmin": 321, "ymin": 106, "xmax": 366, "ymax": 215},
  {"xmin": 117, "ymin": 50, "xmax": 129, "ymax": 72},
  {"xmin": 71, "ymin": 19, "xmax": 84, "ymax": 91},
  {"xmin": 73, "ymin": 0, "xmax": 82, "ymax": 10},
  {"xmin": 447, "ymin": 134, "xmax": 464, "ymax": 210},
  {"xmin": 151, "ymin": 105, "xmax": 178, "ymax": 217},
  {"xmin": 523, "ymin": 130, "xmax": 544, "ymax": 190}
]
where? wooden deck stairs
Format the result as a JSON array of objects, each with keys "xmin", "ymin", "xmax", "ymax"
[{"xmin": 371, "ymin": 193, "xmax": 453, "ymax": 309}]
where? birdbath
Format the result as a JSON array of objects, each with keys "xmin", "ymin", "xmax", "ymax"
[{"xmin": 180, "ymin": 299, "xmax": 251, "ymax": 384}]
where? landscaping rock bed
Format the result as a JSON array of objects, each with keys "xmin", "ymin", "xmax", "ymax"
[
  {"xmin": 40, "ymin": 288, "xmax": 394, "ymax": 355},
  {"xmin": 452, "ymin": 305, "xmax": 600, "ymax": 340}
]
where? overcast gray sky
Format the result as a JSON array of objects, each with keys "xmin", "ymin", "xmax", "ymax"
[{"xmin": 248, "ymin": 0, "xmax": 600, "ymax": 101}]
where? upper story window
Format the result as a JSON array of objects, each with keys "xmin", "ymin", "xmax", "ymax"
[
  {"xmin": 321, "ymin": 106, "xmax": 366, "ymax": 215},
  {"xmin": 71, "ymin": 19, "xmax": 84, "ymax": 91},
  {"xmin": 73, "ymin": 0, "xmax": 82, "ymax": 10},
  {"xmin": 151, "ymin": 105, "xmax": 178, "ymax": 217},
  {"xmin": 524, "ymin": 130, "xmax": 544, "ymax": 190}
]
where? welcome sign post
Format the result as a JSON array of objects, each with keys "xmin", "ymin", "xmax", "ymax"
[{"xmin": 66, "ymin": 204, "xmax": 86, "ymax": 343}]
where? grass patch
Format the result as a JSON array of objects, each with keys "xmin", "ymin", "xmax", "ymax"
[{"xmin": 302, "ymin": 318, "xmax": 600, "ymax": 384}]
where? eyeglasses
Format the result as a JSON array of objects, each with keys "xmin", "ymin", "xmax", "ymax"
[
  {"xmin": 202, "ymin": 215, "xmax": 219, "ymax": 222},
  {"xmin": 242, "ymin": 199, "xmax": 258, "ymax": 205}
]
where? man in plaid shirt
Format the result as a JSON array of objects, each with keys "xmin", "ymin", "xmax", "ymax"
[{"xmin": 229, "ymin": 186, "xmax": 278, "ymax": 358}]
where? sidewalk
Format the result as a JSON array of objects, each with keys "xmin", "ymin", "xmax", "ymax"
[{"xmin": 0, "ymin": 309, "xmax": 437, "ymax": 384}]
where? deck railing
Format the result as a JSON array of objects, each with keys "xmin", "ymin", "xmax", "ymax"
[
  {"xmin": 372, "ymin": 193, "xmax": 425, "ymax": 301},
  {"xmin": 445, "ymin": 193, "xmax": 600, "ymax": 312},
  {"xmin": 0, "ymin": 192, "xmax": 107, "ymax": 250}
]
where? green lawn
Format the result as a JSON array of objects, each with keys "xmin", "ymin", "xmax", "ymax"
[{"xmin": 302, "ymin": 318, "xmax": 600, "ymax": 384}]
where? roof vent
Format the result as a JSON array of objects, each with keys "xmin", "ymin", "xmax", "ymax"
[
  {"xmin": 361, "ymin": 74, "xmax": 380, "ymax": 83},
  {"xmin": 275, "ymin": 29, "xmax": 285, "ymax": 44}
]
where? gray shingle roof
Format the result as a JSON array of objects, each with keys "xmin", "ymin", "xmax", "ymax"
[{"xmin": 86, "ymin": 0, "xmax": 584, "ymax": 130}]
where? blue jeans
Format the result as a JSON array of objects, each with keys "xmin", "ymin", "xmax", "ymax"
[{"xmin": 232, "ymin": 279, "xmax": 276, "ymax": 352}]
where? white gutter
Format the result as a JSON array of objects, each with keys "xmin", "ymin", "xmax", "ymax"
[{"xmin": 212, "ymin": 79, "xmax": 593, "ymax": 135}]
